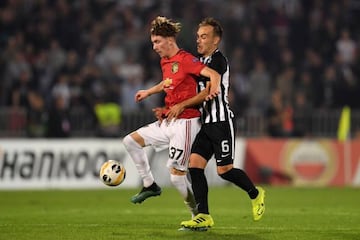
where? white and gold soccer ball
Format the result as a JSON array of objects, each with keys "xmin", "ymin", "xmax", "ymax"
[{"xmin": 100, "ymin": 160, "xmax": 126, "ymax": 186}]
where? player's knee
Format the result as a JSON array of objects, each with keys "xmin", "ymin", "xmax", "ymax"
[
  {"xmin": 123, "ymin": 135, "xmax": 132, "ymax": 148},
  {"xmin": 170, "ymin": 167, "xmax": 187, "ymax": 176},
  {"xmin": 170, "ymin": 169, "xmax": 187, "ymax": 185},
  {"xmin": 124, "ymin": 132, "xmax": 145, "ymax": 148},
  {"xmin": 217, "ymin": 164, "xmax": 233, "ymax": 175},
  {"xmin": 219, "ymin": 168, "xmax": 234, "ymax": 181},
  {"xmin": 123, "ymin": 134, "xmax": 141, "ymax": 150}
]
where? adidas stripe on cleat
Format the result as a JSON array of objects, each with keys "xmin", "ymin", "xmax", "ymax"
[{"xmin": 180, "ymin": 213, "xmax": 214, "ymax": 229}]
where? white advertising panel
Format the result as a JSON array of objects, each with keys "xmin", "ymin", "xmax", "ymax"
[{"xmin": 0, "ymin": 139, "xmax": 246, "ymax": 190}]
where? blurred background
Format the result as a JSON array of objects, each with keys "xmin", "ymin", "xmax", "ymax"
[
  {"xmin": 1, "ymin": 0, "xmax": 360, "ymax": 139},
  {"xmin": 1, "ymin": 0, "xmax": 360, "ymax": 190}
]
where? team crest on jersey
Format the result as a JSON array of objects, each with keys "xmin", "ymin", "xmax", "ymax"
[{"xmin": 171, "ymin": 62, "xmax": 179, "ymax": 73}]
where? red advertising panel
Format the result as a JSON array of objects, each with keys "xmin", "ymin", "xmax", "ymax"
[{"xmin": 245, "ymin": 139, "xmax": 360, "ymax": 186}]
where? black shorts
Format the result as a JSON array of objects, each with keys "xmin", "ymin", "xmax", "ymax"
[{"xmin": 191, "ymin": 120, "xmax": 235, "ymax": 166}]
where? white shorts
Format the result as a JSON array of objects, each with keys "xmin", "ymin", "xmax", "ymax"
[{"xmin": 136, "ymin": 117, "xmax": 201, "ymax": 171}]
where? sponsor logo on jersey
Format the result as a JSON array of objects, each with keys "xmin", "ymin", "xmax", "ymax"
[{"xmin": 163, "ymin": 77, "xmax": 173, "ymax": 90}]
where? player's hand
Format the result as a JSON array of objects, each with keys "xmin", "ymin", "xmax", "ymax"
[
  {"xmin": 152, "ymin": 107, "xmax": 165, "ymax": 123},
  {"xmin": 167, "ymin": 104, "xmax": 185, "ymax": 121},
  {"xmin": 135, "ymin": 90, "xmax": 149, "ymax": 102},
  {"xmin": 205, "ymin": 87, "xmax": 220, "ymax": 101}
]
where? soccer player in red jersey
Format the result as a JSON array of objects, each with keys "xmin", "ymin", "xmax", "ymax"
[{"xmin": 123, "ymin": 16, "xmax": 220, "ymax": 218}]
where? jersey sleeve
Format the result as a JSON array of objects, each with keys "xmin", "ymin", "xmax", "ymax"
[
  {"xmin": 208, "ymin": 53, "xmax": 227, "ymax": 75},
  {"xmin": 182, "ymin": 53, "xmax": 206, "ymax": 76}
]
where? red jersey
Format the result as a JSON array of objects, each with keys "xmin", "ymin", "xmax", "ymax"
[{"xmin": 160, "ymin": 50, "xmax": 205, "ymax": 118}]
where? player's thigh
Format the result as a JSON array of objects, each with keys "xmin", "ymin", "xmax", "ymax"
[
  {"xmin": 209, "ymin": 121, "xmax": 235, "ymax": 166},
  {"xmin": 136, "ymin": 121, "xmax": 169, "ymax": 146},
  {"xmin": 191, "ymin": 127, "xmax": 214, "ymax": 162},
  {"xmin": 167, "ymin": 118, "xmax": 200, "ymax": 171}
]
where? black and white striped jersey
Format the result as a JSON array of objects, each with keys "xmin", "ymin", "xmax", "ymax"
[{"xmin": 198, "ymin": 49, "xmax": 234, "ymax": 124}]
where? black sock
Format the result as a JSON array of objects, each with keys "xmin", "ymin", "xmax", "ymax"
[
  {"xmin": 220, "ymin": 168, "xmax": 258, "ymax": 199},
  {"xmin": 189, "ymin": 168, "xmax": 209, "ymax": 214}
]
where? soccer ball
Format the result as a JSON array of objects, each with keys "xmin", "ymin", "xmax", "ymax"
[{"xmin": 100, "ymin": 160, "xmax": 126, "ymax": 186}]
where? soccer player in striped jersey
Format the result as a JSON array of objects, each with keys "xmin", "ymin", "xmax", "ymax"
[
  {"xmin": 122, "ymin": 16, "xmax": 220, "ymax": 218},
  {"xmin": 167, "ymin": 18, "xmax": 265, "ymax": 230}
]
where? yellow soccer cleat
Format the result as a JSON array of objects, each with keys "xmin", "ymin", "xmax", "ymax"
[
  {"xmin": 180, "ymin": 213, "xmax": 214, "ymax": 230},
  {"xmin": 252, "ymin": 186, "xmax": 265, "ymax": 221}
]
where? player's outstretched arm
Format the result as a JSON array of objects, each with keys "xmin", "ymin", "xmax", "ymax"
[{"xmin": 135, "ymin": 81, "xmax": 164, "ymax": 102}]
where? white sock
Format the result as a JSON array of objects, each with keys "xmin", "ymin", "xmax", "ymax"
[
  {"xmin": 171, "ymin": 174, "xmax": 197, "ymax": 217},
  {"xmin": 123, "ymin": 135, "xmax": 154, "ymax": 187}
]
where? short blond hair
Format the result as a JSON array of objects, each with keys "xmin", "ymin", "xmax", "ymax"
[
  {"xmin": 150, "ymin": 16, "xmax": 181, "ymax": 37},
  {"xmin": 199, "ymin": 17, "xmax": 223, "ymax": 39}
]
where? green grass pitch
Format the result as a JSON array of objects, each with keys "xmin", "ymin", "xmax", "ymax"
[{"xmin": 0, "ymin": 186, "xmax": 359, "ymax": 240}]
